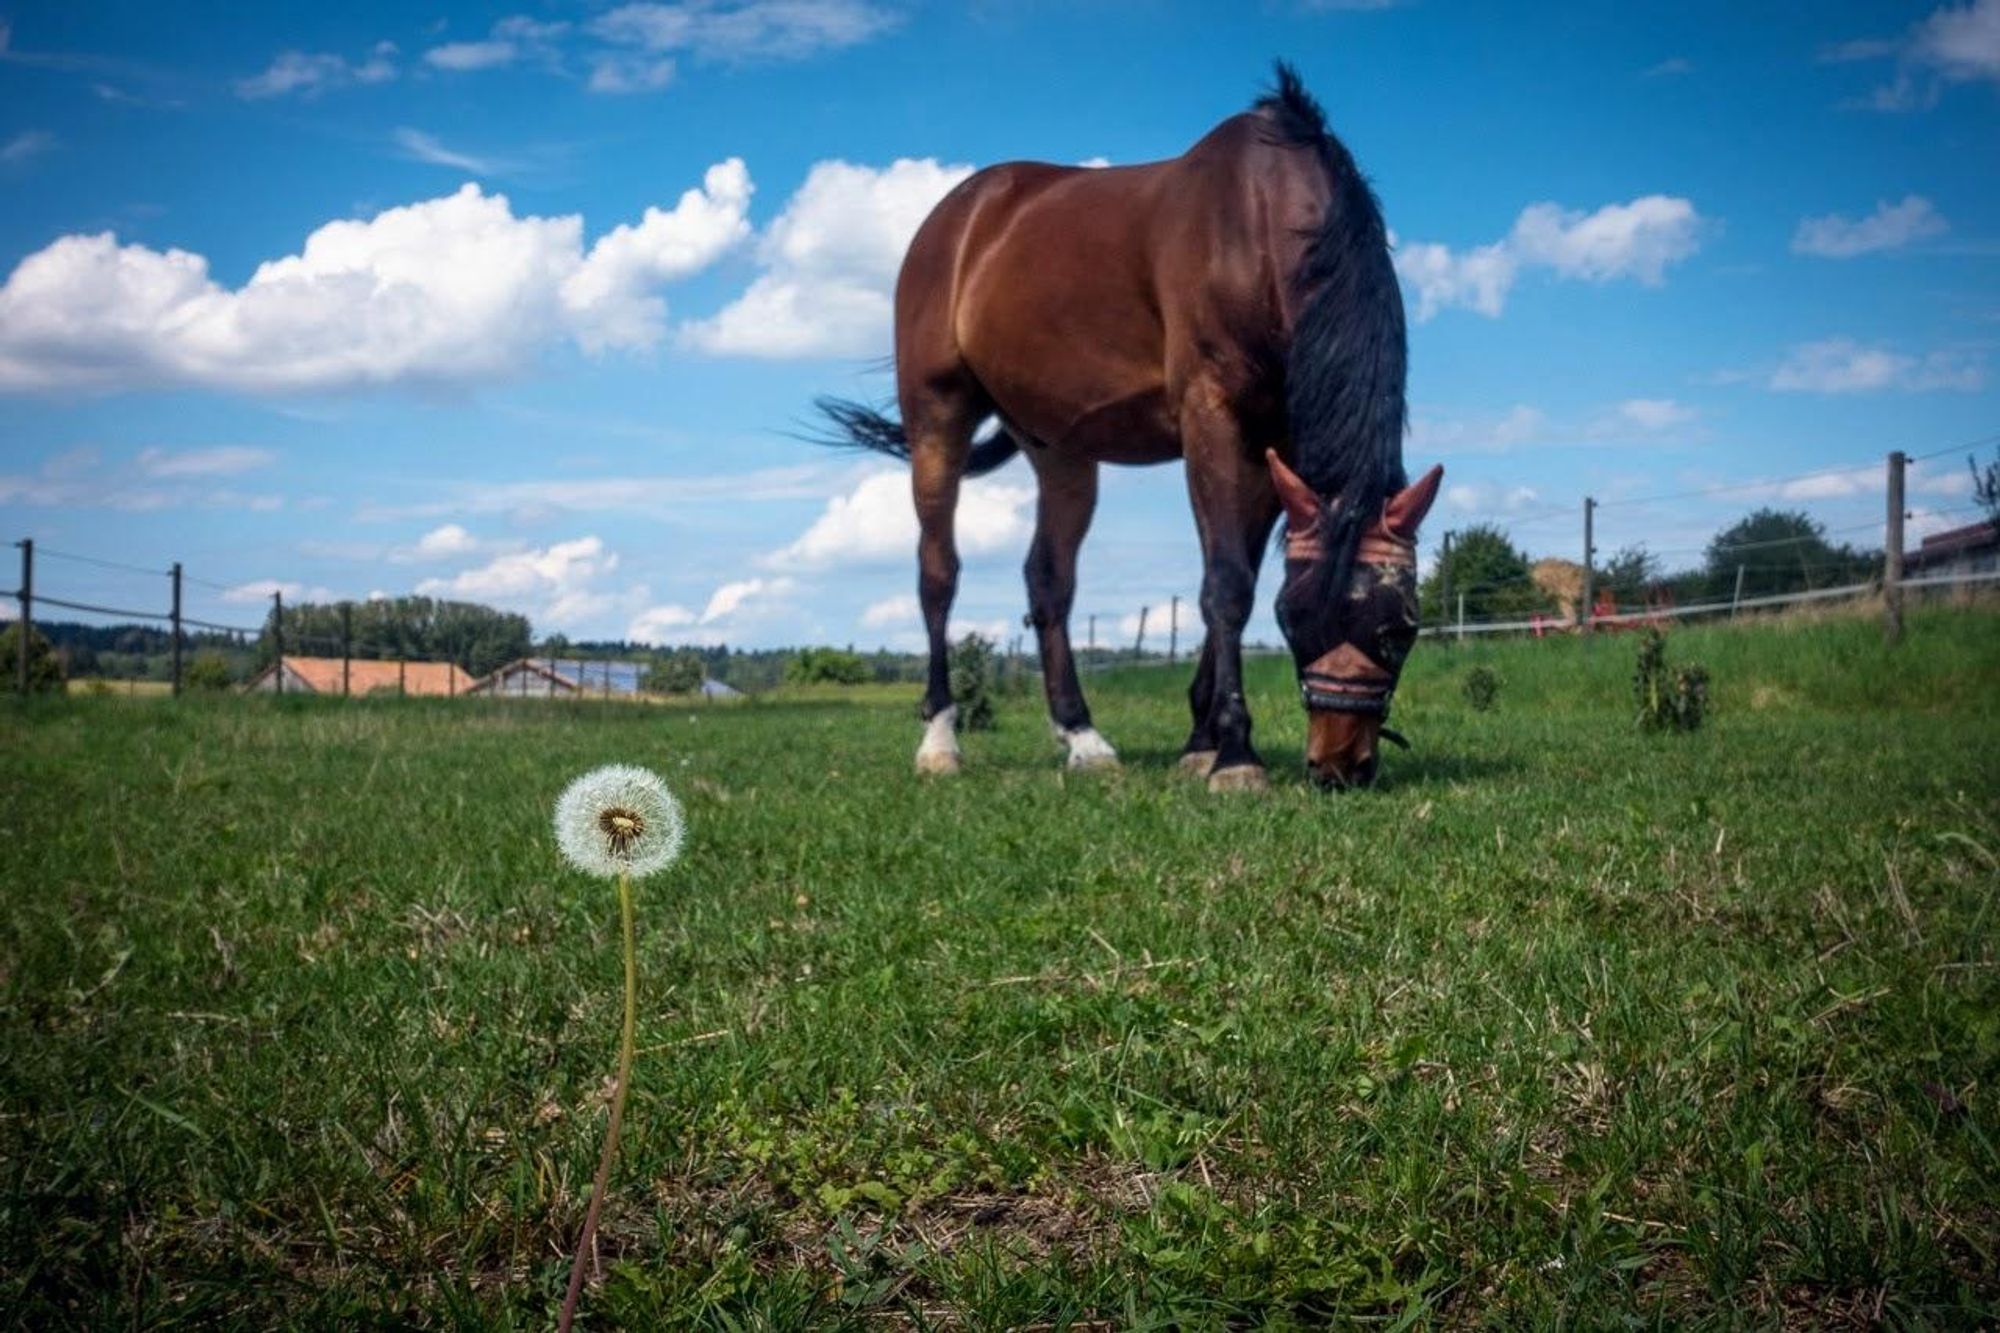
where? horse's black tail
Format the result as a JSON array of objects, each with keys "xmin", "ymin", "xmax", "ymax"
[
  {"xmin": 811, "ymin": 397, "xmax": 1020, "ymax": 477},
  {"xmin": 1256, "ymin": 61, "xmax": 1408, "ymax": 591}
]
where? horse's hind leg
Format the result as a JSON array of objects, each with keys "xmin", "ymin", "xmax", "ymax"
[
  {"xmin": 909, "ymin": 401, "xmax": 979, "ymax": 775},
  {"xmin": 1024, "ymin": 455, "xmax": 1116, "ymax": 770}
]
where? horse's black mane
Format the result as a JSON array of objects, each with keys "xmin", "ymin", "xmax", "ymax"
[{"xmin": 1253, "ymin": 62, "xmax": 1409, "ymax": 594}]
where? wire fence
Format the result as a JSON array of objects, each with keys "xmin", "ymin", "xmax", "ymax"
[{"xmin": 9, "ymin": 442, "xmax": 1998, "ymax": 692}]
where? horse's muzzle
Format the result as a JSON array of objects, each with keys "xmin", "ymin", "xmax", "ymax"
[{"xmin": 1305, "ymin": 711, "xmax": 1381, "ymax": 790}]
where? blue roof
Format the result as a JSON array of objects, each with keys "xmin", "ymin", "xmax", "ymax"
[{"xmin": 534, "ymin": 658, "xmax": 646, "ymax": 695}]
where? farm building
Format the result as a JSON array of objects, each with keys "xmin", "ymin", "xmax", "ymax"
[
  {"xmin": 468, "ymin": 657, "xmax": 744, "ymax": 699},
  {"xmin": 1907, "ymin": 519, "xmax": 1997, "ymax": 581},
  {"xmin": 243, "ymin": 656, "xmax": 474, "ymax": 696}
]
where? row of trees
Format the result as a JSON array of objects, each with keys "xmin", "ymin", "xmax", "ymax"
[
  {"xmin": 1420, "ymin": 508, "xmax": 1890, "ymax": 625},
  {"xmin": 256, "ymin": 596, "xmax": 532, "ymax": 679}
]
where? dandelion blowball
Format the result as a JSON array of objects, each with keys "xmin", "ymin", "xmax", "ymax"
[{"xmin": 554, "ymin": 764, "xmax": 685, "ymax": 880}]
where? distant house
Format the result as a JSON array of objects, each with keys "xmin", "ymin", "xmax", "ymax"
[
  {"xmin": 469, "ymin": 656, "xmax": 745, "ymax": 700},
  {"xmin": 469, "ymin": 657, "xmax": 645, "ymax": 698},
  {"xmin": 1906, "ymin": 520, "xmax": 1998, "ymax": 581},
  {"xmin": 244, "ymin": 656, "xmax": 473, "ymax": 696}
]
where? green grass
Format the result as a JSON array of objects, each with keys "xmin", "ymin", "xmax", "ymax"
[{"xmin": 3, "ymin": 607, "xmax": 1997, "ymax": 1329}]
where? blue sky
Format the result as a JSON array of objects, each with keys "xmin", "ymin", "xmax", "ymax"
[{"xmin": 2, "ymin": 0, "xmax": 1996, "ymax": 651}]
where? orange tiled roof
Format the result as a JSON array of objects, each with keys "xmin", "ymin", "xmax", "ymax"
[{"xmin": 275, "ymin": 656, "xmax": 470, "ymax": 696}]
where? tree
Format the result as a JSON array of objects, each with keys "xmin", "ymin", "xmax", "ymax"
[
  {"xmin": 1702, "ymin": 509, "xmax": 1873, "ymax": 600},
  {"xmin": 0, "ymin": 622, "xmax": 65, "ymax": 694},
  {"xmin": 1971, "ymin": 450, "xmax": 2000, "ymax": 526},
  {"xmin": 184, "ymin": 650, "xmax": 234, "ymax": 691},
  {"xmin": 785, "ymin": 647, "xmax": 870, "ymax": 685},
  {"xmin": 949, "ymin": 633, "xmax": 998, "ymax": 730},
  {"xmin": 258, "ymin": 596, "xmax": 530, "ymax": 677},
  {"xmin": 1419, "ymin": 524, "xmax": 1554, "ymax": 623},
  {"xmin": 643, "ymin": 650, "xmax": 705, "ymax": 694},
  {"xmin": 1599, "ymin": 545, "xmax": 1660, "ymax": 609}
]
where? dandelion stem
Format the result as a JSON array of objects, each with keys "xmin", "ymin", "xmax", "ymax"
[{"xmin": 558, "ymin": 868, "xmax": 637, "ymax": 1333}]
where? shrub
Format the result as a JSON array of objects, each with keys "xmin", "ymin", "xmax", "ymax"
[
  {"xmin": 643, "ymin": 650, "xmax": 705, "ymax": 694},
  {"xmin": 184, "ymin": 650, "xmax": 234, "ymax": 692},
  {"xmin": 949, "ymin": 633, "xmax": 997, "ymax": 731},
  {"xmin": 1462, "ymin": 665, "xmax": 1499, "ymax": 712},
  {"xmin": 785, "ymin": 647, "xmax": 870, "ymax": 686},
  {"xmin": 0, "ymin": 622, "xmax": 64, "ymax": 695},
  {"xmin": 1634, "ymin": 629, "xmax": 1709, "ymax": 732}
]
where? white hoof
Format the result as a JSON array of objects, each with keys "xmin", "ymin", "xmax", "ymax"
[
  {"xmin": 915, "ymin": 706, "xmax": 962, "ymax": 776},
  {"xmin": 1177, "ymin": 749, "xmax": 1218, "ymax": 777},
  {"xmin": 1207, "ymin": 764, "xmax": 1270, "ymax": 794},
  {"xmin": 1059, "ymin": 726, "xmax": 1120, "ymax": 771}
]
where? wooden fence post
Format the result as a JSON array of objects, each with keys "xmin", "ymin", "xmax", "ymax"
[
  {"xmin": 341, "ymin": 602, "xmax": 352, "ymax": 697},
  {"xmin": 272, "ymin": 590, "xmax": 284, "ymax": 695},
  {"xmin": 1885, "ymin": 450, "xmax": 1906, "ymax": 644},
  {"xmin": 170, "ymin": 562, "xmax": 184, "ymax": 697},
  {"xmin": 1133, "ymin": 606, "xmax": 1148, "ymax": 660},
  {"xmin": 1580, "ymin": 497, "xmax": 1597, "ymax": 633},
  {"xmin": 1730, "ymin": 564, "xmax": 1746, "ymax": 619},
  {"xmin": 15, "ymin": 538, "xmax": 32, "ymax": 696},
  {"xmin": 1438, "ymin": 530, "xmax": 1453, "ymax": 643},
  {"xmin": 1168, "ymin": 595, "xmax": 1180, "ymax": 665}
]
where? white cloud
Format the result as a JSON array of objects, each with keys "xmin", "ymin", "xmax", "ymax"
[
  {"xmin": 134, "ymin": 445, "xmax": 275, "ymax": 477},
  {"xmin": 700, "ymin": 575, "xmax": 795, "ymax": 623},
  {"xmin": 0, "ymin": 165, "xmax": 752, "ymax": 394},
  {"xmin": 236, "ymin": 43, "xmax": 397, "ymax": 99},
  {"xmin": 1615, "ymin": 398, "xmax": 1697, "ymax": 431},
  {"xmin": 588, "ymin": 52, "xmax": 678, "ymax": 92},
  {"xmin": 1792, "ymin": 195, "xmax": 1948, "ymax": 257},
  {"xmin": 1408, "ymin": 404, "xmax": 1548, "ymax": 454},
  {"xmin": 1768, "ymin": 338, "xmax": 1986, "ymax": 393},
  {"xmin": 861, "ymin": 592, "xmax": 918, "ymax": 627},
  {"xmin": 1643, "ymin": 57, "xmax": 1693, "ymax": 78},
  {"xmin": 1442, "ymin": 482, "xmax": 1543, "ymax": 516},
  {"xmin": 1395, "ymin": 195, "xmax": 1704, "ymax": 321},
  {"xmin": 221, "ymin": 578, "xmax": 333, "ymax": 604},
  {"xmin": 562, "ymin": 158, "xmax": 754, "ymax": 352},
  {"xmin": 392, "ymin": 128, "xmax": 506, "ymax": 176},
  {"xmin": 1, "ymin": 130, "xmax": 55, "ymax": 166},
  {"xmin": 356, "ymin": 462, "xmax": 843, "ymax": 522},
  {"xmin": 416, "ymin": 535, "xmax": 620, "ymax": 629},
  {"xmin": 1837, "ymin": 0, "xmax": 2000, "ymax": 109},
  {"xmin": 424, "ymin": 17, "xmax": 569, "ymax": 72},
  {"xmin": 628, "ymin": 603, "xmax": 698, "ymax": 642},
  {"xmin": 763, "ymin": 468, "xmax": 1034, "ymax": 570},
  {"xmin": 683, "ymin": 156, "xmax": 973, "ymax": 357},
  {"xmin": 405, "ymin": 523, "xmax": 480, "ymax": 560},
  {"xmin": 589, "ymin": 0, "xmax": 899, "ymax": 63}
]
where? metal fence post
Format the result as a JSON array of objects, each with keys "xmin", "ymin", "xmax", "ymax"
[
  {"xmin": 1885, "ymin": 450, "xmax": 1906, "ymax": 644},
  {"xmin": 15, "ymin": 538, "xmax": 32, "ymax": 696},
  {"xmin": 1456, "ymin": 591, "xmax": 1465, "ymax": 644},
  {"xmin": 1133, "ymin": 605, "xmax": 1148, "ymax": 660},
  {"xmin": 1730, "ymin": 564, "xmax": 1746, "ymax": 619},
  {"xmin": 273, "ymin": 590, "xmax": 284, "ymax": 695},
  {"xmin": 170, "ymin": 561, "xmax": 184, "ymax": 697}
]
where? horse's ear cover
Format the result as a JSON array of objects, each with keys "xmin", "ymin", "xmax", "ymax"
[
  {"xmin": 1380, "ymin": 464, "xmax": 1444, "ymax": 540},
  {"xmin": 1265, "ymin": 449, "xmax": 1321, "ymax": 533}
]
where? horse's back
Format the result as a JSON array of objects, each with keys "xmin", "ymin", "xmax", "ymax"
[{"xmin": 895, "ymin": 111, "xmax": 1329, "ymax": 454}]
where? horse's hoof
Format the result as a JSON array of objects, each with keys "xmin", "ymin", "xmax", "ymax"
[
  {"xmin": 915, "ymin": 749, "xmax": 962, "ymax": 776},
  {"xmin": 1177, "ymin": 750, "xmax": 1218, "ymax": 777},
  {"xmin": 1067, "ymin": 751, "xmax": 1120, "ymax": 772},
  {"xmin": 1207, "ymin": 764, "xmax": 1269, "ymax": 794},
  {"xmin": 1061, "ymin": 727, "xmax": 1120, "ymax": 771}
]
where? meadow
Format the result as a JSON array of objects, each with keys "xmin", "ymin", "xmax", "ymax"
[{"xmin": 3, "ymin": 607, "xmax": 1997, "ymax": 1329}]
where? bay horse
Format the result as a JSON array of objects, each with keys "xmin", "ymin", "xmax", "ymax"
[{"xmin": 818, "ymin": 63, "xmax": 1442, "ymax": 790}]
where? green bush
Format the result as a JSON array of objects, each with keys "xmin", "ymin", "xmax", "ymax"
[
  {"xmin": 949, "ymin": 633, "xmax": 997, "ymax": 731},
  {"xmin": 184, "ymin": 650, "xmax": 234, "ymax": 692},
  {"xmin": 1634, "ymin": 629, "xmax": 1709, "ymax": 732},
  {"xmin": 0, "ymin": 622, "xmax": 64, "ymax": 695},
  {"xmin": 643, "ymin": 650, "xmax": 705, "ymax": 694},
  {"xmin": 1462, "ymin": 665, "xmax": 1499, "ymax": 712},
  {"xmin": 785, "ymin": 647, "xmax": 870, "ymax": 686}
]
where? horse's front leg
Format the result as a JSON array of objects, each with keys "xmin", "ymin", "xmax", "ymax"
[
  {"xmin": 1181, "ymin": 398, "xmax": 1279, "ymax": 793},
  {"xmin": 1025, "ymin": 457, "xmax": 1117, "ymax": 770},
  {"xmin": 1178, "ymin": 633, "xmax": 1219, "ymax": 774}
]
